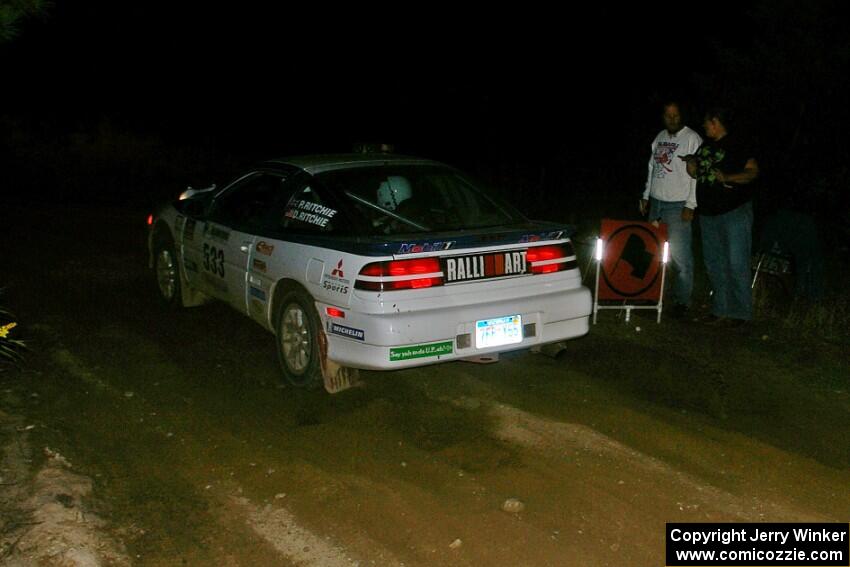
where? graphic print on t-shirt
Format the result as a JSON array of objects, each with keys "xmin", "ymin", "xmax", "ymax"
[{"xmin": 653, "ymin": 141, "xmax": 679, "ymax": 177}]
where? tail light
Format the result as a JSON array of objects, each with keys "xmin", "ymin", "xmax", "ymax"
[
  {"xmin": 147, "ymin": 214, "xmax": 154, "ymax": 226},
  {"xmin": 527, "ymin": 243, "xmax": 576, "ymax": 274},
  {"xmin": 326, "ymin": 307, "xmax": 345, "ymax": 318},
  {"xmin": 355, "ymin": 258, "xmax": 444, "ymax": 291}
]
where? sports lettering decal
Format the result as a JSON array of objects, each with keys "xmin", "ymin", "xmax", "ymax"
[
  {"xmin": 203, "ymin": 243, "xmax": 225, "ymax": 278},
  {"xmin": 207, "ymin": 226, "xmax": 230, "ymax": 242},
  {"xmin": 323, "ymin": 259, "xmax": 350, "ymax": 294},
  {"xmin": 518, "ymin": 231, "xmax": 564, "ymax": 243},
  {"xmin": 390, "ymin": 341, "xmax": 453, "ymax": 362},
  {"xmin": 284, "ymin": 199, "xmax": 338, "ymax": 228},
  {"xmin": 443, "ymin": 251, "xmax": 527, "ymax": 284},
  {"xmin": 397, "ymin": 241, "xmax": 455, "ymax": 254},
  {"xmin": 598, "ymin": 219, "xmax": 668, "ymax": 300},
  {"xmin": 328, "ymin": 322, "xmax": 365, "ymax": 341},
  {"xmin": 256, "ymin": 241, "xmax": 274, "ymax": 256}
]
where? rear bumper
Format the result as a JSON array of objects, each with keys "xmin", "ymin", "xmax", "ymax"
[{"xmin": 319, "ymin": 284, "xmax": 592, "ymax": 370}]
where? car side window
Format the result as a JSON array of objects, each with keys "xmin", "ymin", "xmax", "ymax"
[
  {"xmin": 278, "ymin": 177, "xmax": 342, "ymax": 233},
  {"xmin": 208, "ymin": 172, "xmax": 291, "ymax": 231}
]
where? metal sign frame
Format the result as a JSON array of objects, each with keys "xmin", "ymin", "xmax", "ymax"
[{"xmin": 593, "ymin": 235, "xmax": 669, "ymax": 324}]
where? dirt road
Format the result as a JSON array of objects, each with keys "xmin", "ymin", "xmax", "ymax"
[{"xmin": 1, "ymin": 206, "xmax": 847, "ymax": 566}]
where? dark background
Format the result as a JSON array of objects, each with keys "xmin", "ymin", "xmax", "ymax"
[{"xmin": 2, "ymin": 1, "xmax": 848, "ymax": 236}]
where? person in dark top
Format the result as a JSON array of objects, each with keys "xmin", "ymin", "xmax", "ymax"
[{"xmin": 684, "ymin": 107, "xmax": 760, "ymax": 326}]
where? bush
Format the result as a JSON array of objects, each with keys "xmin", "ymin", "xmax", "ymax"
[
  {"xmin": 0, "ymin": 303, "xmax": 25, "ymax": 363},
  {"xmin": 753, "ymin": 273, "xmax": 850, "ymax": 343}
]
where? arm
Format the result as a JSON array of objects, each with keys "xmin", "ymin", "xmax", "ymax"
[
  {"xmin": 684, "ymin": 134, "xmax": 700, "ymax": 214},
  {"xmin": 715, "ymin": 158, "xmax": 759, "ymax": 185},
  {"xmin": 682, "ymin": 175, "xmax": 697, "ymax": 221},
  {"xmin": 684, "ymin": 134, "xmax": 703, "ymax": 181},
  {"xmin": 685, "ymin": 178, "xmax": 697, "ymax": 210},
  {"xmin": 685, "ymin": 158, "xmax": 698, "ymax": 179}
]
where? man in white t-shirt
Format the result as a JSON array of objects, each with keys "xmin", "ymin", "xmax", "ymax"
[{"xmin": 640, "ymin": 101, "xmax": 702, "ymax": 318}]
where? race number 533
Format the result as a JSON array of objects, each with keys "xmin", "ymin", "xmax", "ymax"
[{"xmin": 203, "ymin": 243, "xmax": 225, "ymax": 277}]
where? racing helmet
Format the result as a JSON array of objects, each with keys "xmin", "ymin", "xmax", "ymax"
[{"xmin": 376, "ymin": 176, "xmax": 412, "ymax": 211}]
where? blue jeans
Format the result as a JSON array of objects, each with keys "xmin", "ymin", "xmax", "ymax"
[
  {"xmin": 699, "ymin": 201, "xmax": 754, "ymax": 320},
  {"xmin": 649, "ymin": 198, "xmax": 693, "ymax": 306}
]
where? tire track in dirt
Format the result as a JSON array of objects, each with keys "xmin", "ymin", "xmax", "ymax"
[
  {"xmin": 395, "ymin": 361, "xmax": 846, "ymax": 565},
  {"xmin": 429, "ymin": 361, "xmax": 840, "ymax": 523},
  {"xmin": 230, "ymin": 495, "xmax": 390, "ymax": 567},
  {"xmin": 484, "ymin": 399, "xmax": 830, "ymax": 523},
  {"xmin": 44, "ymin": 331, "xmax": 402, "ymax": 566},
  {"xmin": 40, "ymin": 319, "xmax": 847, "ymax": 566},
  {"xmin": 49, "ymin": 327, "xmax": 617, "ymax": 566}
]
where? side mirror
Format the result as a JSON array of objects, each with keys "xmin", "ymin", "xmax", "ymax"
[
  {"xmin": 177, "ymin": 183, "xmax": 217, "ymax": 218},
  {"xmin": 179, "ymin": 183, "xmax": 217, "ymax": 201}
]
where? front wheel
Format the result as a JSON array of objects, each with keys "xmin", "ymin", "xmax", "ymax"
[
  {"xmin": 275, "ymin": 289, "xmax": 322, "ymax": 388},
  {"xmin": 154, "ymin": 243, "xmax": 182, "ymax": 307}
]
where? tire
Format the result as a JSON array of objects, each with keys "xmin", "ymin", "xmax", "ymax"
[
  {"xmin": 275, "ymin": 288, "xmax": 322, "ymax": 388},
  {"xmin": 154, "ymin": 241, "xmax": 182, "ymax": 307}
]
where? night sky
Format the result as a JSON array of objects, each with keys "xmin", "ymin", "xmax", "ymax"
[
  {"xmin": 2, "ymin": 1, "xmax": 847, "ymax": 222},
  {"xmin": 2, "ymin": 4, "xmax": 727, "ymax": 150}
]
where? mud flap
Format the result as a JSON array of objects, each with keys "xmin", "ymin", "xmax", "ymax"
[
  {"xmin": 317, "ymin": 329, "xmax": 361, "ymax": 394},
  {"xmin": 178, "ymin": 262, "xmax": 211, "ymax": 307},
  {"xmin": 180, "ymin": 278, "xmax": 210, "ymax": 307},
  {"xmin": 461, "ymin": 353, "xmax": 500, "ymax": 364},
  {"xmin": 531, "ymin": 341, "xmax": 567, "ymax": 358}
]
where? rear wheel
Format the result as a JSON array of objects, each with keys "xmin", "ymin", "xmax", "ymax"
[
  {"xmin": 275, "ymin": 288, "xmax": 322, "ymax": 388},
  {"xmin": 154, "ymin": 243, "xmax": 182, "ymax": 307}
]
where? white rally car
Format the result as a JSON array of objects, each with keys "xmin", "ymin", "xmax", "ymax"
[{"xmin": 148, "ymin": 154, "xmax": 592, "ymax": 390}]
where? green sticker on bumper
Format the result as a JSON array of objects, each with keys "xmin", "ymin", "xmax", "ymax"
[{"xmin": 389, "ymin": 341, "xmax": 454, "ymax": 362}]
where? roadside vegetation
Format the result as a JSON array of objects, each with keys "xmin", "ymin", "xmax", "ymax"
[{"xmin": 0, "ymin": 298, "xmax": 24, "ymax": 364}]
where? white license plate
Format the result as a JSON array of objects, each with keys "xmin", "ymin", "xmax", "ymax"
[{"xmin": 475, "ymin": 315, "xmax": 523, "ymax": 348}]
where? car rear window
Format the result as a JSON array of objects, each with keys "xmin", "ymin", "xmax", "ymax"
[{"xmin": 314, "ymin": 165, "xmax": 526, "ymax": 236}]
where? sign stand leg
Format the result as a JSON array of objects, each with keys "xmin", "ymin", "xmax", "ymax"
[
  {"xmin": 751, "ymin": 252, "xmax": 765, "ymax": 289},
  {"xmin": 656, "ymin": 243, "xmax": 669, "ymax": 324},
  {"xmin": 593, "ymin": 252, "xmax": 601, "ymax": 325}
]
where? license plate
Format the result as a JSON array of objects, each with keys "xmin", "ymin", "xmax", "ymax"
[
  {"xmin": 443, "ymin": 250, "xmax": 528, "ymax": 284},
  {"xmin": 475, "ymin": 315, "xmax": 523, "ymax": 348}
]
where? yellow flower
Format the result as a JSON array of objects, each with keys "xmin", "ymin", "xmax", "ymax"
[{"xmin": 0, "ymin": 322, "xmax": 17, "ymax": 339}]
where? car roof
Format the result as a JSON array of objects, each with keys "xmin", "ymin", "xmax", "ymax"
[{"xmin": 263, "ymin": 154, "xmax": 445, "ymax": 175}]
